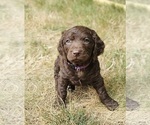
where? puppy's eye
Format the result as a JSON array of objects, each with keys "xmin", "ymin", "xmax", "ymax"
[
  {"xmin": 84, "ymin": 38, "xmax": 90, "ymax": 44},
  {"xmin": 65, "ymin": 40, "xmax": 72, "ymax": 45}
]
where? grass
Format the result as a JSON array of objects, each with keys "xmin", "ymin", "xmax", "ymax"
[
  {"xmin": 44, "ymin": 108, "xmax": 99, "ymax": 125},
  {"xmin": 25, "ymin": 0, "xmax": 126, "ymax": 124},
  {"xmin": 126, "ymin": 3, "xmax": 150, "ymax": 106},
  {"xmin": 126, "ymin": 2, "xmax": 150, "ymax": 124},
  {"xmin": 107, "ymin": 0, "xmax": 125, "ymax": 5}
]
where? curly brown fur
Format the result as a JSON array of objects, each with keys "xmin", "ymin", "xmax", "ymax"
[{"xmin": 54, "ymin": 26, "xmax": 118, "ymax": 111}]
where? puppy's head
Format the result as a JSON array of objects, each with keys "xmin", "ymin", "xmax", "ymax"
[{"xmin": 58, "ymin": 26, "xmax": 105, "ymax": 65}]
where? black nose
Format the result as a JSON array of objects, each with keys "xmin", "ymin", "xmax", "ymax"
[{"xmin": 72, "ymin": 50, "xmax": 80, "ymax": 56}]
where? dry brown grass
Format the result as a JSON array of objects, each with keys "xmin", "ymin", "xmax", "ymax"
[
  {"xmin": 126, "ymin": 1, "xmax": 150, "ymax": 124},
  {"xmin": 1, "ymin": 0, "xmax": 150, "ymax": 124},
  {"xmin": 25, "ymin": 0, "xmax": 126, "ymax": 124}
]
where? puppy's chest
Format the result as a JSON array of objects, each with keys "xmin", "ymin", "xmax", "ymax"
[
  {"xmin": 67, "ymin": 70, "xmax": 92, "ymax": 85},
  {"xmin": 72, "ymin": 71, "xmax": 92, "ymax": 85},
  {"xmin": 76, "ymin": 71, "xmax": 86, "ymax": 79},
  {"xmin": 75, "ymin": 71, "xmax": 90, "ymax": 82}
]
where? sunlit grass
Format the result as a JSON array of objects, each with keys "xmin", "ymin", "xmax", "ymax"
[
  {"xmin": 25, "ymin": 0, "xmax": 125, "ymax": 124},
  {"xmin": 126, "ymin": 3, "xmax": 150, "ymax": 106}
]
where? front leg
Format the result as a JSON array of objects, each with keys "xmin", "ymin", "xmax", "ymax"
[
  {"xmin": 92, "ymin": 77, "xmax": 119, "ymax": 111},
  {"xmin": 55, "ymin": 78, "xmax": 69, "ymax": 107}
]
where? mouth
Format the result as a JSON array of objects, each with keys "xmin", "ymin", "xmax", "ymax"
[
  {"xmin": 67, "ymin": 54, "xmax": 90, "ymax": 66},
  {"xmin": 67, "ymin": 58, "xmax": 92, "ymax": 71},
  {"xmin": 66, "ymin": 57, "xmax": 83, "ymax": 65},
  {"xmin": 69, "ymin": 59, "xmax": 83, "ymax": 66}
]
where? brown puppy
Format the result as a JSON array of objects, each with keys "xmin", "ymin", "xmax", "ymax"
[{"xmin": 54, "ymin": 26, "xmax": 119, "ymax": 111}]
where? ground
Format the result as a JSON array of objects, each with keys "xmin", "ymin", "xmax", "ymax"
[
  {"xmin": 0, "ymin": 0, "xmax": 150, "ymax": 125},
  {"xmin": 25, "ymin": 0, "xmax": 125, "ymax": 124}
]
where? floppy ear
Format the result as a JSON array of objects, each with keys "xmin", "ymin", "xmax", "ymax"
[
  {"xmin": 58, "ymin": 31, "xmax": 67, "ymax": 58},
  {"xmin": 92, "ymin": 30, "xmax": 105, "ymax": 61}
]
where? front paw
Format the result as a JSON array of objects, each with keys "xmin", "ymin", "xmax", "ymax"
[{"xmin": 103, "ymin": 98, "xmax": 119, "ymax": 111}]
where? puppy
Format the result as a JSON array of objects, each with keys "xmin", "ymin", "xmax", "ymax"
[{"xmin": 54, "ymin": 26, "xmax": 119, "ymax": 111}]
